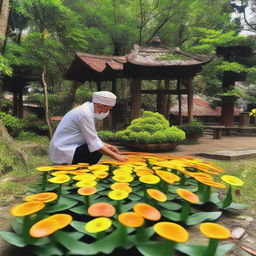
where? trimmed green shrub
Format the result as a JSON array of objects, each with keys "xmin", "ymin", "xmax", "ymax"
[
  {"xmin": 98, "ymin": 130, "xmax": 117, "ymax": 142},
  {"xmin": 116, "ymin": 111, "xmax": 185, "ymax": 144},
  {"xmin": 179, "ymin": 121, "xmax": 204, "ymax": 139},
  {"xmin": 0, "ymin": 112, "xmax": 25, "ymax": 137}
]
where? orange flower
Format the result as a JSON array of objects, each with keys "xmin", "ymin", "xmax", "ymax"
[
  {"xmin": 192, "ymin": 172, "xmax": 213, "ymax": 180},
  {"xmin": 88, "ymin": 202, "xmax": 116, "ymax": 217},
  {"xmin": 196, "ymin": 178, "xmax": 226, "ymax": 189},
  {"xmin": 133, "ymin": 203, "xmax": 161, "ymax": 221},
  {"xmin": 77, "ymin": 187, "xmax": 97, "ymax": 196},
  {"xmin": 30, "ymin": 214, "xmax": 73, "ymax": 237},
  {"xmin": 200, "ymin": 222, "xmax": 231, "ymax": 239},
  {"xmin": 24, "ymin": 192, "xmax": 57, "ymax": 203},
  {"xmin": 118, "ymin": 212, "xmax": 144, "ymax": 227},
  {"xmin": 154, "ymin": 222, "xmax": 189, "ymax": 242},
  {"xmin": 146, "ymin": 189, "xmax": 167, "ymax": 202},
  {"xmin": 10, "ymin": 201, "xmax": 45, "ymax": 217},
  {"xmin": 176, "ymin": 189, "xmax": 200, "ymax": 204}
]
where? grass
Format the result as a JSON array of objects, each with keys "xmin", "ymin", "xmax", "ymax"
[
  {"xmin": 212, "ymin": 159, "xmax": 256, "ymax": 211},
  {"xmin": 0, "ymin": 149, "xmax": 51, "ymax": 206}
]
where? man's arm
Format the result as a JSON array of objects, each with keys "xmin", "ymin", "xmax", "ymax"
[{"xmin": 98, "ymin": 145, "xmax": 128, "ymax": 162}]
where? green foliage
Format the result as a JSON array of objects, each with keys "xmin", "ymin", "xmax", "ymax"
[
  {"xmin": 217, "ymin": 61, "xmax": 256, "ymax": 73},
  {"xmin": 116, "ymin": 111, "xmax": 185, "ymax": 144},
  {"xmin": 98, "ymin": 131, "xmax": 117, "ymax": 142},
  {"xmin": 0, "ymin": 56, "xmax": 13, "ymax": 76},
  {"xmin": 22, "ymin": 114, "xmax": 49, "ymax": 135},
  {"xmin": 0, "ymin": 112, "xmax": 25, "ymax": 137},
  {"xmin": 0, "ymin": 98, "xmax": 12, "ymax": 113},
  {"xmin": 179, "ymin": 121, "xmax": 204, "ymax": 139},
  {"xmin": 0, "ymin": 144, "xmax": 16, "ymax": 175}
]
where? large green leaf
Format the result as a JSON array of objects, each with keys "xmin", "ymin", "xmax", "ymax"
[
  {"xmin": 69, "ymin": 205, "xmax": 87, "ymax": 214},
  {"xmin": 128, "ymin": 194, "xmax": 142, "ymax": 201},
  {"xmin": 46, "ymin": 197, "xmax": 78, "ymax": 213},
  {"xmin": 32, "ymin": 242, "xmax": 65, "ymax": 256},
  {"xmin": 137, "ymin": 240, "xmax": 176, "ymax": 256},
  {"xmin": 210, "ymin": 192, "xmax": 221, "ymax": 204},
  {"xmin": 158, "ymin": 201, "xmax": 181, "ymax": 211},
  {"xmin": 120, "ymin": 202, "xmax": 134, "ymax": 212},
  {"xmin": 225, "ymin": 202, "xmax": 247, "ymax": 209},
  {"xmin": 186, "ymin": 211, "xmax": 222, "ymax": 225},
  {"xmin": 161, "ymin": 210, "xmax": 181, "ymax": 221},
  {"xmin": 10, "ymin": 218, "xmax": 23, "ymax": 235},
  {"xmin": 0, "ymin": 231, "xmax": 26, "ymax": 247},
  {"xmin": 89, "ymin": 225, "xmax": 128, "ymax": 254},
  {"xmin": 52, "ymin": 231, "xmax": 96, "ymax": 255},
  {"xmin": 176, "ymin": 242, "xmax": 234, "ymax": 256}
]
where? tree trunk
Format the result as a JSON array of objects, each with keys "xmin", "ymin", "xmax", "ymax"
[
  {"xmin": 41, "ymin": 67, "xmax": 53, "ymax": 138},
  {"xmin": 0, "ymin": 0, "xmax": 9, "ymax": 46},
  {"xmin": 0, "ymin": 120, "xmax": 29, "ymax": 175}
]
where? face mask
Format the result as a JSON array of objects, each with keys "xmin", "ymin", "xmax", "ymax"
[{"xmin": 94, "ymin": 111, "xmax": 109, "ymax": 120}]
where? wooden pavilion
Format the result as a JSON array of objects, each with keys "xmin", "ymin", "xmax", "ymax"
[{"xmin": 65, "ymin": 37, "xmax": 213, "ymax": 124}]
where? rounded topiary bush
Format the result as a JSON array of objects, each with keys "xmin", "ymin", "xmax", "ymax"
[
  {"xmin": 116, "ymin": 111, "xmax": 185, "ymax": 144},
  {"xmin": 179, "ymin": 121, "xmax": 203, "ymax": 140}
]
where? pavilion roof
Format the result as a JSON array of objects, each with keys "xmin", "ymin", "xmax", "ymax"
[
  {"xmin": 126, "ymin": 44, "xmax": 212, "ymax": 67},
  {"xmin": 65, "ymin": 38, "xmax": 213, "ymax": 81}
]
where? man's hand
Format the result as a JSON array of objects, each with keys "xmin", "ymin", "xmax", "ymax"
[{"xmin": 114, "ymin": 154, "xmax": 128, "ymax": 162}]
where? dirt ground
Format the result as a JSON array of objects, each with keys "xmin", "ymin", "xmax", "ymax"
[{"xmin": 1, "ymin": 134, "xmax": 256, "ymax": 256}]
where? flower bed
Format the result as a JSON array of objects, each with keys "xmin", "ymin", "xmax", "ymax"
[{"xmin": 0, "ymin": 153, "xmax": 246, "ymax": 256}]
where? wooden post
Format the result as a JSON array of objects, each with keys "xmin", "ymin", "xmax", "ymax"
[
  {"xmin": 111, "ymin": 79, "xmax": 117, "ymax": 130},
  {"xmin": 13, "ymin": 84, "xmax": 18, "ymax": 117},
  {"xmin": 177, "ymin": 78, "xmax": 182, "ymax": 125},
  {"xmin": 18, "ymin": 84, "xmax": 23, "ymax": 118},
  {"xmin": 96, "ymin": 81, "xmax": 102, "ymax": 91},
  {"xmin": 186, "ymin": 78, "xmax": 193, "ymax": 123},
  {"xmin": 130, "ymin": 79, "xmax": 141, "ymax": 120},
  {"xmin": 165, "ymin": 80, "xmax": 170, "ymax": 118}
]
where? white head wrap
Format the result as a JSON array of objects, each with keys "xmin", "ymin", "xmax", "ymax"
[{"xmin": 92, "ymin": 91, "xmax": 116, "ymax": 106}]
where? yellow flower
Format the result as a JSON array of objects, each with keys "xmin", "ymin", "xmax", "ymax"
[
  {"xmin": 111, "ymin": 182, "xmax": 132, "ymax": 193},
  {"xmin": 112, "ymin": 174, "xmax": 134, "ymax": 183},
  {"xmin": 93, "ymin": 171, "xmax": 109, "ymax": 179},
  {"xmin": 48, "ymin": 175, "xmax": 70, "ymax": 184},
  {"xmin": 108, "ymin": 190, "xmax": 129, "ymax": 200},
  {"xmin": 72, "ymin": 173, "xmax": 96, "ymax": 181},
  {"xmin": 221, "ymin": 175, "xmax": 244, "ymax": 186},
  {"xmin": 89, "ymin": 164, "xmax": 109, "ymax": 172},
  {"xmin": 50, "ymin": 171, "xmax": 68, "ymax": 176},
  {"xmin": 75, "ymin": 180, "xmax": 97, "ymax": 187},
  {"xmin": 139, "ymin": 175, "xmax": 160, "ymax": 184},
  {"xmin": 85, "ymin": 217, "xmax": 112, "ymax": 233},
  {"xmin": 155, "ymin": 170, "xmax": 180, "ymax": 182},
  {"xmin": 36, "ymin": 166, "xmax": 54, "ymax": 172}
]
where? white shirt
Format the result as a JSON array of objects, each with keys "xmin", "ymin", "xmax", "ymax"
[{"xmin": 49, "ymin": 102, "xmax": 104, "ymax": 164}]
